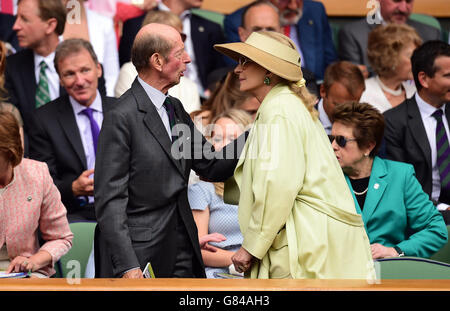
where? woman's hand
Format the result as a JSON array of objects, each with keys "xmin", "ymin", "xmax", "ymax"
[
  {"xmin": 199, "ymin": 233, "xmax": 226, "ymax": 252},
  {"xmin": 231, "ymin": 247, "xmax": 254, "ymax": 273},
  {"xmin": 371, "ymin": 243, "xmax": 399, "ymax": 259},
  {"xmin": 6, "ymin": 250, "xmax": 52, "ymax": 274}
]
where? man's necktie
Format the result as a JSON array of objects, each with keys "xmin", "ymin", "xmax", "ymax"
[
  {"xmin": 163, "ymin": 97, "xmax": 177, "ymax": 140},
  {"xmin": 35, "ymin": 61, "xmax": 51, "ymax": 108},
  {"xmin": 432, "ymin": 109, "xmax": 450, "ymax": 201},
  {"xmin": 80, "ymin": 108, "xmax": 100, "ymax": 155}
]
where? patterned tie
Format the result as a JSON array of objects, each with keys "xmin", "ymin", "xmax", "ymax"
[
  {"xmin": 163, "ymin": 97, "xmax": 177, "ymax": 140},
  {"xmin": 80, "ymin": 108, "xmax": 100, "ymax": 155},
  {"xmin": 35, "ymin": 61, "xmax": 51, "ymax": 108},
  {"xmin": 432, "ymin": 109, "xmax": 450, "ymax": 200}
]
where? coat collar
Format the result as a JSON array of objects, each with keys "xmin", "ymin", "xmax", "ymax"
[
  {"xmin": 346, "ymin": 156, "xmax": 387, "ymax": 222},
  {"xmin": 131, "ymin": 78, "xmax": 185, "ymax": 177},
  {"xmin": 407, "ymin": 96, "xmax": 432, "ymax": 167}
]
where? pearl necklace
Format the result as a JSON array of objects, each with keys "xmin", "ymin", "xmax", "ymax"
[
  {"xmin": 353, "ymin": 187, "xmax": 368, "ymax": 196},
  {"xmin": 375, "ymin": 75, "xmax": 403, "ymax": 96}
]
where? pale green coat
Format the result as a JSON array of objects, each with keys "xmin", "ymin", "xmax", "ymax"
[{"xmin": 232, "ymin": 84, "xmax": 376, "ymax": 279}]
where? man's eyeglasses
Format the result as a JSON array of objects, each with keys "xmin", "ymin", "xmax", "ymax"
[
  {"xmin": 328, "ymin": 135, "xmax": 358, "ymax": 148},
  {"xmin": 238, "ymin": 56, "xmax": 253, "ymax": 69}
]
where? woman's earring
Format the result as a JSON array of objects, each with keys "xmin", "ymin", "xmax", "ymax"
[{"xmin": 264, "ymin": 76, "xmax": 271, "ymax": 85}]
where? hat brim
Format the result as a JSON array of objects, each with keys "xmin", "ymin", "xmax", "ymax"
[{"xmin": 214, "ymin": 42, "xmax": 302, "ymax": 82}]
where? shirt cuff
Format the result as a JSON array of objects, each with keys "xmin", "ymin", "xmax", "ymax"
[
  {"xmin": 121, "ymin": 267, "xmax": 141, "ymax": 277},
  {"xmin": 437, "ymin": 203, "xmax": 450, "ymax": 211}
]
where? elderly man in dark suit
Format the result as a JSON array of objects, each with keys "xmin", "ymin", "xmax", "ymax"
[
  {"xmin": 94, "ymin": 23, "xmax": 245, "ymax": 278},
  {"xmin": 118, "ymin": 0, "xmax": 226, "ymax": 98},
  {"xmin": 338, "ymin": 0, "xmax": 441, "ymax": 75},
  {"xmin": 384, "ymin": 40, "xmax": 450, "ymax": 223},
  {"xmin": 28, "ymin": 39, "xmax": 116, "ymax": 222}
]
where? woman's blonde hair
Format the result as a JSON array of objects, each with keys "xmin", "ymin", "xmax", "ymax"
[
  {"xmin": 258, "ymin": 31, "xmax": 318, "ymax": 120},
  {"xmin": 368, "ymin": 23, "xmax": 422, "ymax": 78},
  {"xmin": 211, "ymin": 108, "xmax": 253, "ymax": 197}
]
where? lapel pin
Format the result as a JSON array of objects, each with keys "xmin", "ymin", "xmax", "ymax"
[
  {"xmin": 374, "ymin": 183, "xmax": 379, "ymax": 190},
  {"xmin": 309, "ymin": 20, "xmax": 314, "ymax": 25},
  {"xmin": 198, "ymin": 26, "xmax": 205, "ymax": 32},
  {"xmin": 27, "ymin": 196, "xmax": 32, "ymax": 202}
]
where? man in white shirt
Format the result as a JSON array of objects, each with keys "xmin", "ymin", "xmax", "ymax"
[
  {"xmin": 317, "ymin": 61, "xmax": 365, "ymax": 135},
  {"xmin": 384, "ymin": 41, "xmax": 450, "ymax": 221}
]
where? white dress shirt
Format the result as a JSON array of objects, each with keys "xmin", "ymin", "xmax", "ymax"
[
  {"xmin": 415, "ymin": 93, "xmax": 450, "ymax": 210},
  {"xmin": 317, "ymin": 98, "xmax": 332, "ymax": 135},
  {"xmin": 137, "ymin": 77, "xmax": 172, "ymax": 140},
  {"xmin": 34, "ymin": 52, "xmax": 60, "ymax": 101}
]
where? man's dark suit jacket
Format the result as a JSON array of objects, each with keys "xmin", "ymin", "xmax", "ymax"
[
  {"xmin": 4, "ymin": 49, "xmax": 107, "ymax": 134},
  {"xmin": 118, "ymin": 12, "xmax": 226, "ymax": 90},
  {"xmin": 94, "ymin": 78, "xmax": 245, "ymax": 278},
  {"xmin": 27, "ymin": 94, "xmax": 117, "ymax": 219},
  {"xmin": 0, "ymin": 13, "xmax": 20, "ymax": 52},
  {"xmin": 338, "ymin": 18, "xmax": 441, "ymax": 70},
  {"xmin": 383, "ymin": 96, "xmax": 450, "ymax": 204}
]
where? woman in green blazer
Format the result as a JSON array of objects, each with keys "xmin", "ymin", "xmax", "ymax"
[
  {"xmin": 331, "ymin": 102, "xmax": 447, "ymax": 258},
  {"xmin": 214, "ymin": 31, "xmax": 376, "ymax": 279}
]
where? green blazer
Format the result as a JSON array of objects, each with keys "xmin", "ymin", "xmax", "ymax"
[{"xmin": 345, "ymin": 157, "xmax": 448, "ymax": 258}]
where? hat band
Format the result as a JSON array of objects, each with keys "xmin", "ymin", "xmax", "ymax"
[{"xmin": 245, "ymin": 32, "xmax": 300, "ymax": 66}]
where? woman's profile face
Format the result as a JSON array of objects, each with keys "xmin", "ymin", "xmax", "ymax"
[
  {"xmin": 234, "ymin": 57, "xmax": 268, "ymax": 95},
  {"xmin": 331, "ymin": 122, "xmax": 365, "ymax": 172},
  {"xmin": 211, "ymin": 117, "xmax": 243, "ymax": 151},
  {"xmin": 395, "ymin": 42, "xmax": 416, "ymax": 81}
]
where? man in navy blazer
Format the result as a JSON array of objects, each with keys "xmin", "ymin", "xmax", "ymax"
[
  {"xmin": 223, "ymin": 0, "xmax": 337, "ymax": 81},
  {"xmin": 118, "ymin": 0, "xmax": 226, "ymax": 96}
]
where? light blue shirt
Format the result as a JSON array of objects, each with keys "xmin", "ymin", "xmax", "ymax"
[
  {"xmin": 317, "ymin": 98, "xmax": 332, "ymax": 135},
  {"xmin": 70, "ymin": 90, "xmax": 103, "ymax": 203},
  {"xmin": 137, "ymin": 77, "xmax": 172, "ymax": 140}
]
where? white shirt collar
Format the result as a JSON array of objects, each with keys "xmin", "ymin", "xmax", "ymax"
[
  {"xmin": 137, "ymin": 76, "xmax": 167, "ymax": 110},
  {"xmin": 415, "ymin": 93, "xmax": 447, "ymax": 118},
  {"xmin": 34, "ymin": 51, "xmax": 56, "ymax": 73},
  {"xmin": 70, "ymin": 90, "xmax": 103, "ymax": 115},
  {"xmin": 318, "ymin": 98, "xmax": 333, "ymax": 133}
]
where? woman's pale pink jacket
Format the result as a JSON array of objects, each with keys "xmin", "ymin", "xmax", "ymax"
[{"xmin": 0, "ymin": 158, "xmax": 73, "ymax": 276}]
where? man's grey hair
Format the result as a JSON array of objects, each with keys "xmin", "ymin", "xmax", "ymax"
[
  {"xmin": 54, "ymin": 38, "xmax": 99, "ymax": 74},
  {"xmin": 131, "ymin": 31, "xmax": 172, "ymax": 73}
]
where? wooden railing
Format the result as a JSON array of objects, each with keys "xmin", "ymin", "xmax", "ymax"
[
  {"xmin": 201, "ymin": 0, "xmax": 450, "ymax": 18},
  {"xmin": 0, "ymin": 278, "xmax": 449, "ymax": 291}
]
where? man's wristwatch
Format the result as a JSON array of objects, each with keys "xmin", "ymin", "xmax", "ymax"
[{"xmin": 394, "ymin": 246, "xmax": 405, "ymax": 257}]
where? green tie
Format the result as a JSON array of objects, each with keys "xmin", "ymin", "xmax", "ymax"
[{"xmin": 35, "ymin": 61, "xmax": 51, "ymax": 108}]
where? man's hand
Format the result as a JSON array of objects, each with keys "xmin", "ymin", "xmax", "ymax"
[
  {"xmin": 122, "ymin": 268, "xmax": 144, "ymax": 279},
  {"xmin": 72, "ymin": 169, "xmax": 95, "ymax": 197},
  {"xmin": 231, "ymin": 247, "xmax": 254, "ymax": 273}
]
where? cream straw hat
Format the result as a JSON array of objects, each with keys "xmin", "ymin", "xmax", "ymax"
[{"xmin": 214, "ymin": 31, "xmax": 303, "ymax": 82}]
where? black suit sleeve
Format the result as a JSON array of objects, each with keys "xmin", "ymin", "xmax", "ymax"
[
  {"xmin": 383, "ymin": 110, "xmax": 407, "ymax": 162},
  {"xmin": 94, "ymin": 108, "xmax": 140, "ymax": 277},
  {"xmin": 28, "ymin": 112, "xmax": 76, "ymax": 205},
  {"xmin": 176, "ymin": 104, "xmax": 247, "ymax": 181}
]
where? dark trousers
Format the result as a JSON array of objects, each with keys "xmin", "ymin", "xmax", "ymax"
[
  {"xmin": 67, "ymin": 203, "xmax": 96, "ymax": 223},
  {"xmin": 172, "ymin": 208, "xmax": 195, "ymax": 277}
]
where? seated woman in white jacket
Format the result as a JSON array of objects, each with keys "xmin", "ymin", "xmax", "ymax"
[
  {"xmin": 63, "ymin": 0, "xmax": 120, "ymax": 97},
  {"xmin": 114, "ymin": 10, "xmax": 201, "ymax": 114},
  {"xmin": 360, "ymin": 24, "xmax": 422, "ymax": 113}
]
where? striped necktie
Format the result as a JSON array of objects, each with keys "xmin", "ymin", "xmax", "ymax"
[
  {"xmin": 35, "ymin": 61, "xmax": 51, "ymax": 108},
  {"xmin": 432, "ymin": 109, "xmax": 450, "ymax": 200}
]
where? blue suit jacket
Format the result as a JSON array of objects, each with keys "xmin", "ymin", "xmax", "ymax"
[
  {"xmin": 223, "ymin": 0, "xmax": 337, "ymax": 80},
  {"xmin": 345, "ymin": 157, "xmax": 447, "ymax": 258}
]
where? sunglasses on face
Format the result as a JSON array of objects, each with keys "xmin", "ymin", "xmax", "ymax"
[
  {"xmin": 238, "ymin": 56, "xmax": 253, "ymax": 69},
  {"xmin": 328, "ymin": 135, "xmax": 358, "ymax": 148}
]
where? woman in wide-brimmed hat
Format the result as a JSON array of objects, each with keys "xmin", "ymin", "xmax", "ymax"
[{"xmin": 214, "ymin": 31, "xmax": 376, "ymax": 279}]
